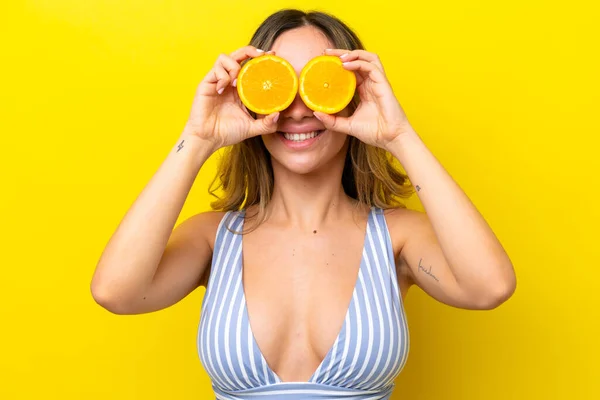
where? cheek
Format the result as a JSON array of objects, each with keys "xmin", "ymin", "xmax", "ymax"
[
  {"xmin": 260, "ymin": 132, "xmax": 279, "ymax": 151},
  {"xmin": 329, "ymin": 131, "xmax": 350, "ymax": 151}
]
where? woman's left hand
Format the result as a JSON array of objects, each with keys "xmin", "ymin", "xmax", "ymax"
[{"xmin": 314, "ymin": 49, "xmax": 414, "ymax": 151}]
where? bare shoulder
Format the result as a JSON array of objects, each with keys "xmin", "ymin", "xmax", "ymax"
[
  {"xmin": 175, "ymin": 210, "xmax": 228, "ymax": 250},
  {"xmin": 382, "ymin": 207, "xmax": 429, "ymax": 246},
  {"xmin": 171, "ymin": 210, "xmax": 227, "ymax": 287}
]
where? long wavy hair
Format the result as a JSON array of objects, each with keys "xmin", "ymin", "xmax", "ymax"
[{"xmin": 209, "ymin": 9, "xmax": 414, "ymax": 228}]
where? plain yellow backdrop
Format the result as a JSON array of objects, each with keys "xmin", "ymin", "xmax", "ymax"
[{"xmin": 1, "ymin": 0, "xmax": 598, "ymax": 399}]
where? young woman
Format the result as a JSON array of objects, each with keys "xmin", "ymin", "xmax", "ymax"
[{"xmin": 91, "ymin": 9, "xmax": 516, "ymax": 399}]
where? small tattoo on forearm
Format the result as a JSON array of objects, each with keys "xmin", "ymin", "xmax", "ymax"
[
  {"xmin": 177, "ymin": 140, "xmax": 185, "ymax": 152},
  {"xmin": 418, "ymin": 258, "xmax": 439, "ymax": 282},
  {"xmin": 416, "ymin": 185, "xmax": 421, "ymax": 192}
]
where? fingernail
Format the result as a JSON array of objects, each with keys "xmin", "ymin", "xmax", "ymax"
[
  {"xmin": 313, "ymin": 112, "xmax": 322, "ymax": 121},
  {"xmin": 217, "ymin": 87, "xmax": 224, "ymax": 94},
  {"xmin": 256, "ymin": 49, "xmax": 264, "ymax": 52},
  {"xmin": 273, "ymin": 112, "xmax": 280, "ymax": 123},
  {"xmin": 340, "ymin": 53, "xmax": 349, "ymax": 58},
  {"xmin": 232, "ymin": 78, "xmax": 237, "ymax": 87}
]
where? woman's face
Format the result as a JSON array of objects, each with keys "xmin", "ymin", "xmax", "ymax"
[{"xmin": 259, "ymin": 26, "xmax": 351, "ymax": 175}]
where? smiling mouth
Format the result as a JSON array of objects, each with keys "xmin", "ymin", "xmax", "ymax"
[{"xmin": 278, "ymin": 130, "xmax": 325, "ymax": 142}]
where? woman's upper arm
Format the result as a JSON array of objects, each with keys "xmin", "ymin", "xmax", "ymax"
[
  {"xmin": 127, "ymin": 211, "xmax": 224, "ymax": 314},
  {"xmin": 387, "ymin": 208, "xmax": 469, "ymax": 308}
]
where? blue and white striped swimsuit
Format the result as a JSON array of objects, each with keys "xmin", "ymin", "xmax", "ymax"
[{"xmin": 197, "ymin": 207, "xmax": 410, "ymax": 399}]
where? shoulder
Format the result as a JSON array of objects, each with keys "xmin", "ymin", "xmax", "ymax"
[
  {"xmin": 175, "ymin": 210, "xmax": 229, "ymax": 251},
  {"xmin": 174, "ymin": 210, "xmax": 228, "ymax": 288},
  {"xmin": 381, "ymin": 206, "xmax": 429, "ymax": 242}
]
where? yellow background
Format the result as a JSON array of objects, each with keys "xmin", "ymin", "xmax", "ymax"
[{"xmin": 1, "ymin": 0, "xmax": 598, "ymax": 399}]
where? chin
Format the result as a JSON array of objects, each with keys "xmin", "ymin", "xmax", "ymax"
[
  {"xmin": 262, "ymin": 130, "xmax": 348, "ymax": 176},
  {"xmin": 274, "ymin": 156, "xmax": 327, "ymax": 175}
]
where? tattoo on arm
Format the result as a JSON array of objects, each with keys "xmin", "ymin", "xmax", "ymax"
[
  {"xmin": 418, "ymin": 258, "xmax": 439, "ymax": 282},
  {"xmin": 177, "ymin": 139, "xmax": 185, "ymax": 152}
]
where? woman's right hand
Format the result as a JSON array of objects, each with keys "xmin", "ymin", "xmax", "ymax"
[{"xmin": 182, "ymin": 46, "xmax": 280, "ymax": 152}]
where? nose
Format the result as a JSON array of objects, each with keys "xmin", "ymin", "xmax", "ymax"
[{"xmin": 281, "ymin": 93, "xmax": 314, "ymax": 121}]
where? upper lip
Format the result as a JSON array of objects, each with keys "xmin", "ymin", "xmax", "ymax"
[{"xmin": 277, "ymin": 122, "xmax": 325, "ymax": 133}]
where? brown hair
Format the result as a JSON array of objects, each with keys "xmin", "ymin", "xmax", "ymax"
[{"xmin": 209, "ymin": 9, "xmax": 414, "ymax": 227}]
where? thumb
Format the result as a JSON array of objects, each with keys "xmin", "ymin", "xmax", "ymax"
[
  {"xmin": 313, "ymin": 112, "xmax": 351, "ymax": 134},
  {"xmin": 248, "ymin": 112, "xmax": 280, "ymax": 137}
]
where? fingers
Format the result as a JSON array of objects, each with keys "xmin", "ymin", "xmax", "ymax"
[
  {"xmin": 313, "ymin": 112, "xmax": 351, "ymax": 135},
  {"xmin": 248, "ymin": 112, "xmax": 280, "ymax": 138},
  {"xmin": 212, "ymin": 63, "xmax": 231, "ymax": 94},
  {"xmin": 204, "ymin": 55, "xmax": 237, "ymax": 94},
  {"xmin": 206, "ymin": 46, "xmax": 275, "ymax": 95},
  {"xmin": 325, "ymin": 49, "xmax": 384, "ymax": 70},
  {"xmin": 324, "ymin": 48, "xmax": 387, "ymax": 88},
  {"xmin": 230, "ymin": 45, "xmax": 268, "ymax": 63},
  {"xmin": 342, "ymin": 60, "xmax": 387, "ymax": 84}
]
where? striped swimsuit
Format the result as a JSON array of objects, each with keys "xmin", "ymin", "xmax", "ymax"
[{"xmin": 197, "ymin": 207, "xmax": 410, "ymax": 399}]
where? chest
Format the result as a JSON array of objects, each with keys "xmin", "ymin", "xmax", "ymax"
[
  {"xmin": 199, "ymin": 210, "xmax": 410, "ymax": 387},
  {"xmin": 243, "ymin": 223, "xmax": 365, "ymax": 308},
  {"xmin": 241, "ymin": 222, "xmax": 367, "ymax": 381}
]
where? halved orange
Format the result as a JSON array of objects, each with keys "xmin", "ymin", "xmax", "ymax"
[
  {"xmin": 237, "ymin": 54, "xmax": 298, "ymax": 115},
  {"xmin": 299, "ymin": 55, "xmax": 356, "ymax": 114}
]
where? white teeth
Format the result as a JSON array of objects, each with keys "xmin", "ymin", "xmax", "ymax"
[{"xmin": 283, "ymin": 131, "xmax": 321, "ymax": 142}]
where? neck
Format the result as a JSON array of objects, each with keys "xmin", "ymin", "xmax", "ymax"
[{"xmin": 265, "ymin": 152, "xmax": 356, "ymax": 230}]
